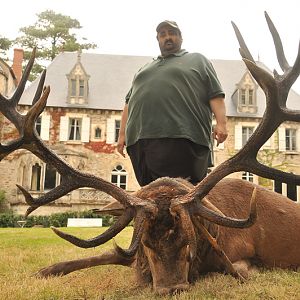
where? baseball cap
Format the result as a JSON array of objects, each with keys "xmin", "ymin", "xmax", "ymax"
[{"xmin": 156, "ymin": 20, "xmax": 181, "ymax": 33}]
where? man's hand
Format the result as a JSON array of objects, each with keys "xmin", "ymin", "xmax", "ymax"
[
  {"xmin": 213, "ymin": 123, "xmax": 228, "ymax": 146},
  {"xmin": 116, "ymin": 104, "xmax": 128, "ymax": 157},
  {"xmin": 117, "ymin": 134, "xmax": 126, "ymax": 157}
]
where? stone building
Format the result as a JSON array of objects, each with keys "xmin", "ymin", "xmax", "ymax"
[{"xmin": 0, "ymin": 51, "xmax": 300, "ymax": 215}]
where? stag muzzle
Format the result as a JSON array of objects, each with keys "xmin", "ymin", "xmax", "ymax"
[{"xmin": 155, "ymin": 283, "xmax": 190, "ymax": 296}]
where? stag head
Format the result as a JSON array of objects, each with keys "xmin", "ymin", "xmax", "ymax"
[{"xmin": 0, "ymin": 12, "xmax": 299, "ymax": 295}]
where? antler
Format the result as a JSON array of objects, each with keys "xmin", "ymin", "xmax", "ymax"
[
  {"xmin": 0, "ymin": 49, "xmax": 156, "ymax": 249},
  {"xmin": 175, "ymin": 12, "xmax": 300, "ymax": 215}
]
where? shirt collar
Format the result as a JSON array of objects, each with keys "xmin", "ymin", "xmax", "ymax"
[{"xmin": 157, "ymin": 49, "xmax": 188, "ymax": 60}]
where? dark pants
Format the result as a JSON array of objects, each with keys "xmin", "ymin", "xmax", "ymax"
[{"xmin": 127, "ymin": 138, "xmax": 210, "ymax": 186}]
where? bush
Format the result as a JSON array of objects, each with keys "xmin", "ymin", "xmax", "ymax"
[{"xmin": 0, "ymin": 210, "xmax": 114, "ymax": 228}]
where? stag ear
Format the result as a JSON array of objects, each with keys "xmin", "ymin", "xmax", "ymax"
[{"xmin": 92, "ymin": 200, "xmax": 125, "ymax": 216}]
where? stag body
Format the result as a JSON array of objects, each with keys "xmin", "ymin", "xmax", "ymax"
[
  {"xmin": 133, "ymin": 177, "xmax": 300, "ymax": 293},
  {"xmin": 37, "ymin": 177, "xmax": 300, "ymax": 295}
]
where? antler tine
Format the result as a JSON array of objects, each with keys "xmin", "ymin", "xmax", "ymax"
[
  {"xmin": 176, "ymin": 13, "xmax": 300, "ymax": 209},
  {"xmin": 0, "ymin": 139, "xmax": 23, "ymax": 162},
  {"xmin": 23, "ymin": 86, "xmax": 49, "ymax": 140},
  {"xmin": 231, "ymin": 21, "xmax": 255, "ymax": 63},
  {"xmin": 283, "ymin": 41, "xmax": 300, "ymax": 92},
  {"xmin": 114, "ymin": 209, "xmax": 147, "ymax": 257},
  {"xmin": 32, "ymin": 69, "xmax": 47, "ymax": 105},
  {"xmin": 264, "ymin": 11, "xmax": 290, "ymax": 72},
  {"xmin": 0, "ymin": 85, "xmax": 50, "ymax": 162},
  {"xmin": 50, "ymin": 207, "xmax": 135, "ymax": 248}
]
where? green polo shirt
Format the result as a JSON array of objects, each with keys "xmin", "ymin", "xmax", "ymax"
[{"xmin": 125, "ymin": 49, "xmax": 224, "ymax": 149}]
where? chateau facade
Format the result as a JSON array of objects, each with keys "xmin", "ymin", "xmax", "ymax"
[{"xmin": 1, "ymin": 51, "xmax": 300, "ymax": 215}]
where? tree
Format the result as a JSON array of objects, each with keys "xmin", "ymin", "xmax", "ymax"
[
  {"xmin": 15, "ymin": 10, "xmax": 97, "ymax": 80},
  {"xmin": 0, "ymin": 36, "xmax": 12, "ymax": 59}
]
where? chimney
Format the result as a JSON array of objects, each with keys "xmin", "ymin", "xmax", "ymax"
[{"xmin": 11, "ymin": 48, "xmax": 24, "ymax": 84}]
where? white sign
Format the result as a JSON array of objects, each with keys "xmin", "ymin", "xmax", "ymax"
[{"xmin": 67, "ymin": 218, "xmax": 102, "ymax": 227}]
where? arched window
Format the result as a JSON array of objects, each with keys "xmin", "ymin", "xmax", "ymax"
[
  {"xmin": 95, "ymin": 127, "xmax": 101, "ymax": 139},
  {"xmin": 111, "ymin": 165, "xmax": 127, "ymax": 190},
  {"xmin": 44, "ymin": 164, "xmax": 57, "ymax": 190},
  {"xmin": 35, "ymin": 116, "xmax": 42, "ymax": 135},
  {"xmin": 21, "ymin": 164, "xmax": 26, "ymax": 187},
  {"xmin": 242, "ymin": 171, "xmax": 254, "ymax": 182},
  {"xmin": 31, "ymin": 163, "xmax": 42, "ymax": 191}
]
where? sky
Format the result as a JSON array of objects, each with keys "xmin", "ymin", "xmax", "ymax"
[{"xmin": 1, "ymin": 0, "xmax": 300, "ymax": 93}]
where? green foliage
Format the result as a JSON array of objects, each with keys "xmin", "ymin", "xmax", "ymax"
[
  {"xmin": 0, "ymin": 210, "xmax": 112, "ymax": 228},
  {"xmin": 0, "ymin": 36, "xmax": 12, "ymax": 58},
  {"xmin": 14, "ymin": 9, "xmax": 97, "ymax": 80}
]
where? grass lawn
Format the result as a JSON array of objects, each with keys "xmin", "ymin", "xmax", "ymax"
[{"xmin": 1, "ymin": 227, "xmax": 300, "ymax": 299}]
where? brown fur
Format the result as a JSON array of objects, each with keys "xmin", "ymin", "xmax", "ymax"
[
  {"xmin": 37, "ymin": 177, "xmax": 300, "ymax": 295},
  {"xmin": 131, "ymin": 177, "xmax": 300, "ymax": 294}
]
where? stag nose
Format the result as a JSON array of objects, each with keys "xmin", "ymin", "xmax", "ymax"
[{"xmin": 156, "ymin": 283, "xmax": 190, "ymax": 296}]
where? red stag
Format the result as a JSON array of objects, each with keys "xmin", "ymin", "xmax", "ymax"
[{"xmin": 0, "ymin": 12, "xmax": 300, "ymax": 295}]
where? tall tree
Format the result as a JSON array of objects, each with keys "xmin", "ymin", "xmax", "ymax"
[
  {"xmin": 15, "ymin": 10, "xmax": 97, "ymax": 80},
  {"xmin": 0, "ymin": 36, "xmax": 12, "ymax": 59}
]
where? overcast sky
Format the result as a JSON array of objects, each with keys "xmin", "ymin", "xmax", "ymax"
[{"xmin": 2, "ymin": 0, "xmax": 300, "ymax": 93}]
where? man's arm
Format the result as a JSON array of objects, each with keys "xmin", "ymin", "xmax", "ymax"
[
  {"xmin": 117, "ymin": 104, "xmax": 128, "ymax": 157},
  {"xmin": 209, "ymin": 97, "xmax": 228, "ymax": 146}
]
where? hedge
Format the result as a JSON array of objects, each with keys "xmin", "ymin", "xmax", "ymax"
[{"xmin": 0, "ymin": 211, "xmax": 114, "ymax": 228}]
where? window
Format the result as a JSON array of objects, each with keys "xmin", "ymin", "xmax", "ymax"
[
  {"xmin": 242, "ymin": 172, "xmax": 254, "ymax": 182},
  {"xmin": 236, "ymin": 73, "xmax": 257, "ymax": 114},
  {"xmin": 286, "ymin": 128, "xmax": 296, "ymax": 151},
  {"xmin": 111, "ymin": 165, "xmax": 127, "ymax": 190},
  {"xmin": 35, "ymin": 116, "xmax": 42, "ymax": 135},
  {"xmin": 44, "ymin": 164, "xmax": 57, "ymax": 190},
  {"xmin": 94, "ymin": 127, "xmax": 101, "ymax": 139},
  {"xmin": 30, "ymin": 163, "xmax": 60, "ymax": 192},
  {"xmin": 69, "ymin": 118, "xmax": 81, "ymax": 141},
  {"xmin": 241, "ymin": 89, "xmax": 246, "ymax": 105},
  {"xmin": 115, "ymin": 120, "xmax": 121, "ymax": 143},
  {"xmin": 242, "ymin": 126, "xmax": 254, "ymax": 147},
  {"xmin": 31, "ymin": 163, "xmax": 42, "ymax": 191},
  {"xmin": 106, "ymin": 117, "xmax": 121, "ymax": 144},
  {"xmin": 66, "ymin": 55, "xmax": 90, "ymax": 105},
  {"xmin": 248, "ymin": 89, "xmax": 254, "ymax": 105},
  {"xmin": 79, "ymin": 80, "xmax": 85, "ymax": 96},
  {"xmin": 69, "ymin": 76, "xmax": 87, "ymax": 99},
  {"xmin": 60, "ymin": 116, "xmax": 90, "ymax": 143},
  {"xmin": 240, "ymin": 88, "xmax": 255, "ymax": 106},
  {"xmin": 71, "ymin": 79, "xmax": 76, "ymax": 96},
  {"xmin": 34, "ymin": 115, "xmax": 50, "ymax": 141}
]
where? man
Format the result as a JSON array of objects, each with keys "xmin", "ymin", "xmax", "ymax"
[{"xmin": 117, "ymin": 20, "xmax": 228, "ymax": 186}]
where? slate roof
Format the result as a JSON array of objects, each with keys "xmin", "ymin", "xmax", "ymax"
[
  {"xmin": 19, "ymin": 51, "xmax": 300, "ymax": 117},
  {"xmin": 19, "ymin": 52, "xmax": 151, "ymax": 111}
]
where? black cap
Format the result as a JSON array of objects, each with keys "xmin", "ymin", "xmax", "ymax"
[{"xmin": 156, "ymin": 20, "xmax": 181, "ymax": 33}]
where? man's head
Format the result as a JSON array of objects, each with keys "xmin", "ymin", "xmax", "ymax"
[{"xmin": 156, "ymin": 20, "xmax": 183, "ymax": 57}]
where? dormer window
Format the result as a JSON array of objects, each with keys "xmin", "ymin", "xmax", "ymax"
[
  {"xmin": 67, "ymin": 51, "xmax": 90, "ymax": 105},
  {"xmin": 240, "ymin": 88, "xmax": 254, "ymax": 106},
  {"xmin": 234, "ymin": 71, "xmax": 258, "ymax": 114}
]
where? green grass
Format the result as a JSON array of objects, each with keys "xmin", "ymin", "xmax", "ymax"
[{"xmin": 1, "ymin": 227, "xmax": 300, "ymax": 299}]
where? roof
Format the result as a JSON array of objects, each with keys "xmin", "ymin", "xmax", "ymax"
[
  {"xmin": 19, "ymin": 51, "xmax": 300, "ymax": 117},
  {"xmin": 212, "ymin": 59, "xmax": 300, "ymax": 117},
  {"xmin": 20, "ymin": 52, "xmax": 151, "ymax": 110}
]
